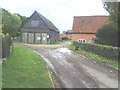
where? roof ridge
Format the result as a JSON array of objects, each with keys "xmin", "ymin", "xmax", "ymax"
[
  {"xmin": 35, "ymin": 11, "xmax": 51, "ymax": 29},
  {"xmin": 35, "ymin": 11, "xmax": 59, "ymax": 32},
  {"xmin": 74, "ymin": 15, "xmax": 109, "ymax": 17}
]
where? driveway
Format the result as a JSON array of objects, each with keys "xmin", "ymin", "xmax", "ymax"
[{"xmin": 15, "ymin": 42, "xmax": 119, "ymax": 88}]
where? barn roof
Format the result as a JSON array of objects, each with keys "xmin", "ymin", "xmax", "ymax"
[
  {"xmin": 72, "ymin": 16, "xmax": 109, "ymax": 33},
  {"xmin": 35, "ymin": 11, "xmax": 59, "ymax": 32},
  {"xmin": 22, "ymin": 11, "xmax": 59, "ymax": 32}
]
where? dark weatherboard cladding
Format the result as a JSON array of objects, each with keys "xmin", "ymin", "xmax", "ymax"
[{"xmin": 20, "ymin": 11, "xmax": 60, "ymax": 43}]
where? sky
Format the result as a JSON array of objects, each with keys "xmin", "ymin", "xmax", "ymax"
[{"xmin": 0, "ymin": 0, "xmax": 109, "ymax": 33}]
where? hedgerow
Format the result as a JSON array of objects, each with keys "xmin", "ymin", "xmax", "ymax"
[
  {"xmin": 73, "ymin": 41, "xmax": 119, "ymax": 61},
  {"xmin": 2, "ymin": 35, "xmax": 12, "ymax": 58}
]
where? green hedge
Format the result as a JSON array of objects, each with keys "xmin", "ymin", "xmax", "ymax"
[
  {"xmin": 73, "ymin": 41, "xmax": 119, "ymax": 61},
  {"xmin": 2, "ymin": 35, "xmax": 12, "ymax": 58}
]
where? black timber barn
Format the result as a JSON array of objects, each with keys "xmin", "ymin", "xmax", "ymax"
[{"xmin": 20, "ymin": 11, "xmax": 60, "ymax": 43}]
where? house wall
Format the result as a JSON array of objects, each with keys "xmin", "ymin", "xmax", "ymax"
[{"xmin": 72, "ymin": 34, "xmax": 96, "ymax": 42}]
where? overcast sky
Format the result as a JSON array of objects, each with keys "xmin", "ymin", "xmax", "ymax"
[{"xmin": 1, "ymin": 0, "xmax": 109, "ymax": 33}]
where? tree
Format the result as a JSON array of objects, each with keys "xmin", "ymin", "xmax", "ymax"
[
  {"xmin": 16, "ymin": 13, "xmax": 27, "ymax": 35},
  {"xmin": 2, "ymin": 8, "xmax": 22, "ymax": 37},
  {"xmin": 103, "ymin": 1, "xmax": 120, "ymax": 29},
  {"xmin": 16, "ymin": 13, "xmax": 27, "ymax": 25},
  {"xmin": 95, "ymin": 1, "xmax": 119, "ymax": 47},
  {"xmin": 0, "ymin": 8, "xmax": 2, "ymax": 34},
  {"xmin": 1, "ymin": 8, "xmax": 11, "ymax": 35},
  {"xmin": 96, "ymin": 24, "xmax": 118, "ymax": 46},
  {"xmin": 8, "ymin": 14, "xmax": 22, "ymax": 37}
]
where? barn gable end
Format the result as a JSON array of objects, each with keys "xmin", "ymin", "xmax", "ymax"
[{"xmin": 20, "ymin": 11, "xmax": 60, "ymax": 44}]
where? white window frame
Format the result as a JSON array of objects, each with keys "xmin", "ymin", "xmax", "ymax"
[{"xmin": 78, "ymin": 39, "xmax": 86, "ymax": 43}]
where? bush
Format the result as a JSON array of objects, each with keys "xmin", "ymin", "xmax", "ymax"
[
  {"xmin": 96, "ymin": 24, "xmax": 118, "ymax": 47},
  {"xmin": 2, "ymin": 35, "xmax": 12, "ymax": 58},
  {"xmin": 73, "ymin": 41, "xmax": 119, "ymax": 61},
  {"xmin": 62, "ymin": 37, "xmax": 71, "ymax": 40}
]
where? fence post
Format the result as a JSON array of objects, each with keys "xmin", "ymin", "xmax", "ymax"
[{"xmin": 0, "ymin": 37, "xmax": 1, "ymax": 60}]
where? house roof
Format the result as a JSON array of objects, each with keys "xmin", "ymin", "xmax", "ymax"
[{"xmin": 72, "ymin": 16, "xmax": 109, "ymax": 33}]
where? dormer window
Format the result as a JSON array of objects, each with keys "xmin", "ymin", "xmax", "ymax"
[{"xmin": 31, "ymin": 21, "xmax": 39, "ymax": 27}]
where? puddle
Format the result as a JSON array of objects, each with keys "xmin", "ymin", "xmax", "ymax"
[
  {"xmin": 48, "ymin": 48, "xmax": 74, "ymax": 69},
  {"xmin": 56, "ymin": 48, "xmax": 72, "ymax": 54}
]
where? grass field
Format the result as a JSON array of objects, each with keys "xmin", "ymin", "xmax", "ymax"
[
  {"xmin": 2, "ymin": 46, "xmax": 52, "ymax": 88},
  {"xmin": 69, "ymin": 45, "xmax": 119, "ymax": 68}
]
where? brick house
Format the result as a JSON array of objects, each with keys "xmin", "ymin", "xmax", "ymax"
[
  {"xmin": 72, "ymin": 16, "xmax": 108, "ymax": 43},
  {"xmin": 20, "ymin": 11, "xmax": 60, "ymax": 44}
]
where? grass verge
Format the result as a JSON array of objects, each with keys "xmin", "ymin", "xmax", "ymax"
[
  {"xmin": 2, "ymin": 46, "xmax": 52, "ymax": 88},
  {"xmin": 69, "ymin": 45, "xmax": 119, "ymax": 69}
]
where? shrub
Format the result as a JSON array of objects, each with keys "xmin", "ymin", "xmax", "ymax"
[
  {"xmin": 95, "ymin": 24, "xmax": 118, "ymax": 47},
  {"xmin": 62, "ymin": 37, "xmax": 71, "ymax": 40},
  {"xmin": 73, "ymin": 41, "xmax": 119, "ymax": 61},
  {"xmin": 2, "ymin": 35, "xmax": 12, "ymax": 58}
]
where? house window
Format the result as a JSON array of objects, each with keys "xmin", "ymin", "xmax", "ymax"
[
  {"xmin": 31, "ymin": 21, "xmax": 39, "ymax": 27},
  {"xmin": 78, "ymin": 39, "xmax": 86, "ymax": 43}
]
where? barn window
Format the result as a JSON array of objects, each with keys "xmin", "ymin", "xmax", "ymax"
[{"xmin": 31, "ymin": 21, "xmax": 39, "ymax": 27}]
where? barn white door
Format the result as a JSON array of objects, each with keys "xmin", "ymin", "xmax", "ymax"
[
  {"xmin": 28, "ymin": 33, "xmax": 34, "ymax": 43},
  {"xmin": 42, "ymin": 33, "xmax": 47, "ymax": 44},
  {"xmin": 35, "ymin": 33, "xmax": 41, "ymax": 43},
  {"xmin": 22, "ymin": 33, "xmax": 27, "ymax": 43}
]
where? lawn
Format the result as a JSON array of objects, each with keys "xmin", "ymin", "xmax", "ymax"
[
  {"xmin": 2, "ymin": 46, "xmax": 52, "ymax": 88},
  {"xmin": 69, "ymin": 45, "xmax": 119, "ymax": 69}
]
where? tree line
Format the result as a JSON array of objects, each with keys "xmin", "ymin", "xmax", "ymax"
[
  {"xmin": 0, "ymin": 8, "xmax": 27, "ymax": 38},
  {"xmin": 96, "ymin": 2, "xmax": 119, "ymax": 47}
]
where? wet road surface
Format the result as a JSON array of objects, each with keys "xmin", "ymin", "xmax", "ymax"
[{"xmin": 15, "ymin": 42, "xmax": 119, "ymax": 88}]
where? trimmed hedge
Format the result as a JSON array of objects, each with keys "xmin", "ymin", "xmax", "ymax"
[
  {"xmin": 62, "ymin": 37, "xmax": 72, "ymax": 40},
  {"xmin": 2, "ymin": 35, "xmax": 12, "ymax": 58},
  {"xmin": 73, "ymin": 41, "xmax": 119, "ymax": 61}
]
